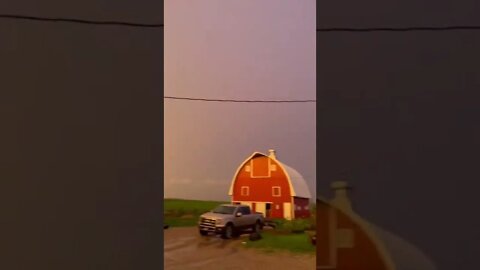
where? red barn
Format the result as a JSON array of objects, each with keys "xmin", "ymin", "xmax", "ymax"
[{"xmin": 228, "ymin": 149, "xmax": 311, "ymax": 220}]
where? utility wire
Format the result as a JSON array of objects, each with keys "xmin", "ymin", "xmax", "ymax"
[
  {"xmin": 317, "ymin": 26, "xmax": 480, "ymax": 32},
  {"xmin": 164, "ymin": 96, "xmax": 315, "ymax": 103},
  {"xmin": 2, "ymin": 14, "xmax": 480, "ymax": 32},
  {"xmin": 0, "ymin": 14, "xmax": 163, "ymax": 28}
]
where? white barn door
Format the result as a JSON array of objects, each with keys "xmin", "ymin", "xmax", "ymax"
[
  {"xmin": 283, "ymin": 202, "xmax": 292, "ymax": 220},
  {"xmin": 255, "ymin": 202, "xmax": 266, "ymax": 217}
]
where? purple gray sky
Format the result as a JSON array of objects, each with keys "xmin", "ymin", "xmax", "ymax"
[{"xmin": 164, "ymin": 0, "xmax": 316, "ymax": 201}]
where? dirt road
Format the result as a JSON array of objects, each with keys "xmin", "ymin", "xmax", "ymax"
[{"xmin": 164, "ymin": 227, "xmax": 315, "ymax": 270}]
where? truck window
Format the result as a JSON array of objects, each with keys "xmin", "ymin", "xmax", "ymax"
[
  {"xmin": 239, "ymin": 206, "xmax": 251, "ymax": 215},
  {"xmin": 212, "ymin": 205, "xmax": 236, "ymax": 215}
]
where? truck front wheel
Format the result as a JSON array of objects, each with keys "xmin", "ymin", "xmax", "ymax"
[
  {"xmin": 252, "ymin": 221, "xmax": 262, "ymax": 233},
  {"xmin": 222, "ymin": 224, "xmax": 234, "ymax": 239}
]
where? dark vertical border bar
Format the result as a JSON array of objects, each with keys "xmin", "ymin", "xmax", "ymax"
[
  {"xmin": 160, "ymin": 3, "xmax": 165, "ymax": 270},
  {"xmin": 0, "ymin": 2, "xmax": 164, "ymax": 270},
  {"xmin": 315, "ymin": 1, "xmax": 321, "ymax": 268}
]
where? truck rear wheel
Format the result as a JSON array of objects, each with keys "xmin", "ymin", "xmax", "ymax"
[{"xmin": 199, "ymin": 230, "xmax": 208, "ymax": 236}]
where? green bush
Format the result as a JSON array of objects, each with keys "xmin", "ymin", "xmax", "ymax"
[
  {"xmin": 269, "ymin": 219, "xmax": 288, "ymax": 232},
  {"xmin": 279, "ymin": 221, "xmax": 293, "ymax": 233},
  {"xmin": 306, "ymin": 216, "xmax": 316, "ymax": 230},
  {"xmin": 291, "ymin": 219, "xmax": 310, "ymax": 233},
  {"xmin": 245, "ymin": 230, "xmax": 315, "ymax": 253},
  {"xmin": 273, "ymin": 219, "xmax": 313, "ymax": 234},
  {"xmin": 271, "ymin": 219, "xmax": 286, "ymax": 227}
]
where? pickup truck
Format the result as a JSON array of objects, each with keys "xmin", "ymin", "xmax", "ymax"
[{"xmin": 198, "ymin": 204, "xmax": 264, "ymax": 239}]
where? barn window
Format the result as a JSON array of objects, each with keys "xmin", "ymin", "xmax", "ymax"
[
  {"xmin": 304, "ymin": 205, "xmax": 309, "ymax": 210},
  {"xmin": 245, "ymin": 165, "xmax": 251, "ymax": 172},
  {"xmin": 270, "ymin": 164, "xmax": 277, "ymax": 171},
  {"xmin": 241, "ymin": 186, "xmax": 249, "ymax": 196},
  {"xmin": 272, "ymin": 186, "xmax": 281, "ymax": 197}
]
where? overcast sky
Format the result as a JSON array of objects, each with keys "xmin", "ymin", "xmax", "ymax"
[{"xmin": 164, "ymin": 0, "xmax": 316, "ymax": 201}]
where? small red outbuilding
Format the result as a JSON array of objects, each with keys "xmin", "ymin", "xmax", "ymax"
[{"xmin": 228, "ymin": 149, "xmax": 311, "ymax": 220}]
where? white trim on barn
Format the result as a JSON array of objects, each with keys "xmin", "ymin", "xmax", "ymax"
[
  {"xmin": 272, "ymin": 186, "xmax": 281, "ymax": 197},
  {"xmin": 250, "ymin": 158, "xmax": 272, "ymax": 178},
  {"xmin": 228, "ymin": 151, "xmax": 312, "ymax": 200},
  {"xmin": 228, "ymin": 152, "xmax": 265, "ymax": 196},
  {"xmin": 270, "ymin": 164, "xmax": 277, "ymax": 171},
  {"xmin": 240, "ymin": 186, "xmax": 249, "ymax": 196}
]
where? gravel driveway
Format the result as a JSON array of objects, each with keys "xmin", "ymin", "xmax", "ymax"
[{"xmin": 164, "ymin": 227, "xmax": 315, "ymax": 270}]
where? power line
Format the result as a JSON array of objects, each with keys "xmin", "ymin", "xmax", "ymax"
[
  {"xmin": 0, "ymin": 14, "xmax": 163, "ymax": 28},
  {"xmin": 317, "ymin": 26, "xmax": 480, "ymax": 32},
  {"xmin": 164, "ymin": 96, "xmax": 316, "ymax": 103},
  {"xmin": 2, "ymin": 14, "xmax": 480, "ymax": 32}
]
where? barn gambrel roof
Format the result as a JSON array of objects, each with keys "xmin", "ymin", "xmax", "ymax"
[
  {"xmin": 277, "ymin": 162, "xmax": 312, "ymax": 199},
  {"xmin": 228, "ymin": 151, "xmax": 312, "ymax": 199}
]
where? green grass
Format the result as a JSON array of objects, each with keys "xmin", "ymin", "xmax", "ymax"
[
  {"xmin": 165, "ymin": 198, "xmax": 316, "ymax": 254},
  {"xmin": 244, "ymin": 230, "xmax": 315, "ymax": 253},
  {"xmin": 164, "ymin": 198, "xmax": 228, "ymax": 227}
]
